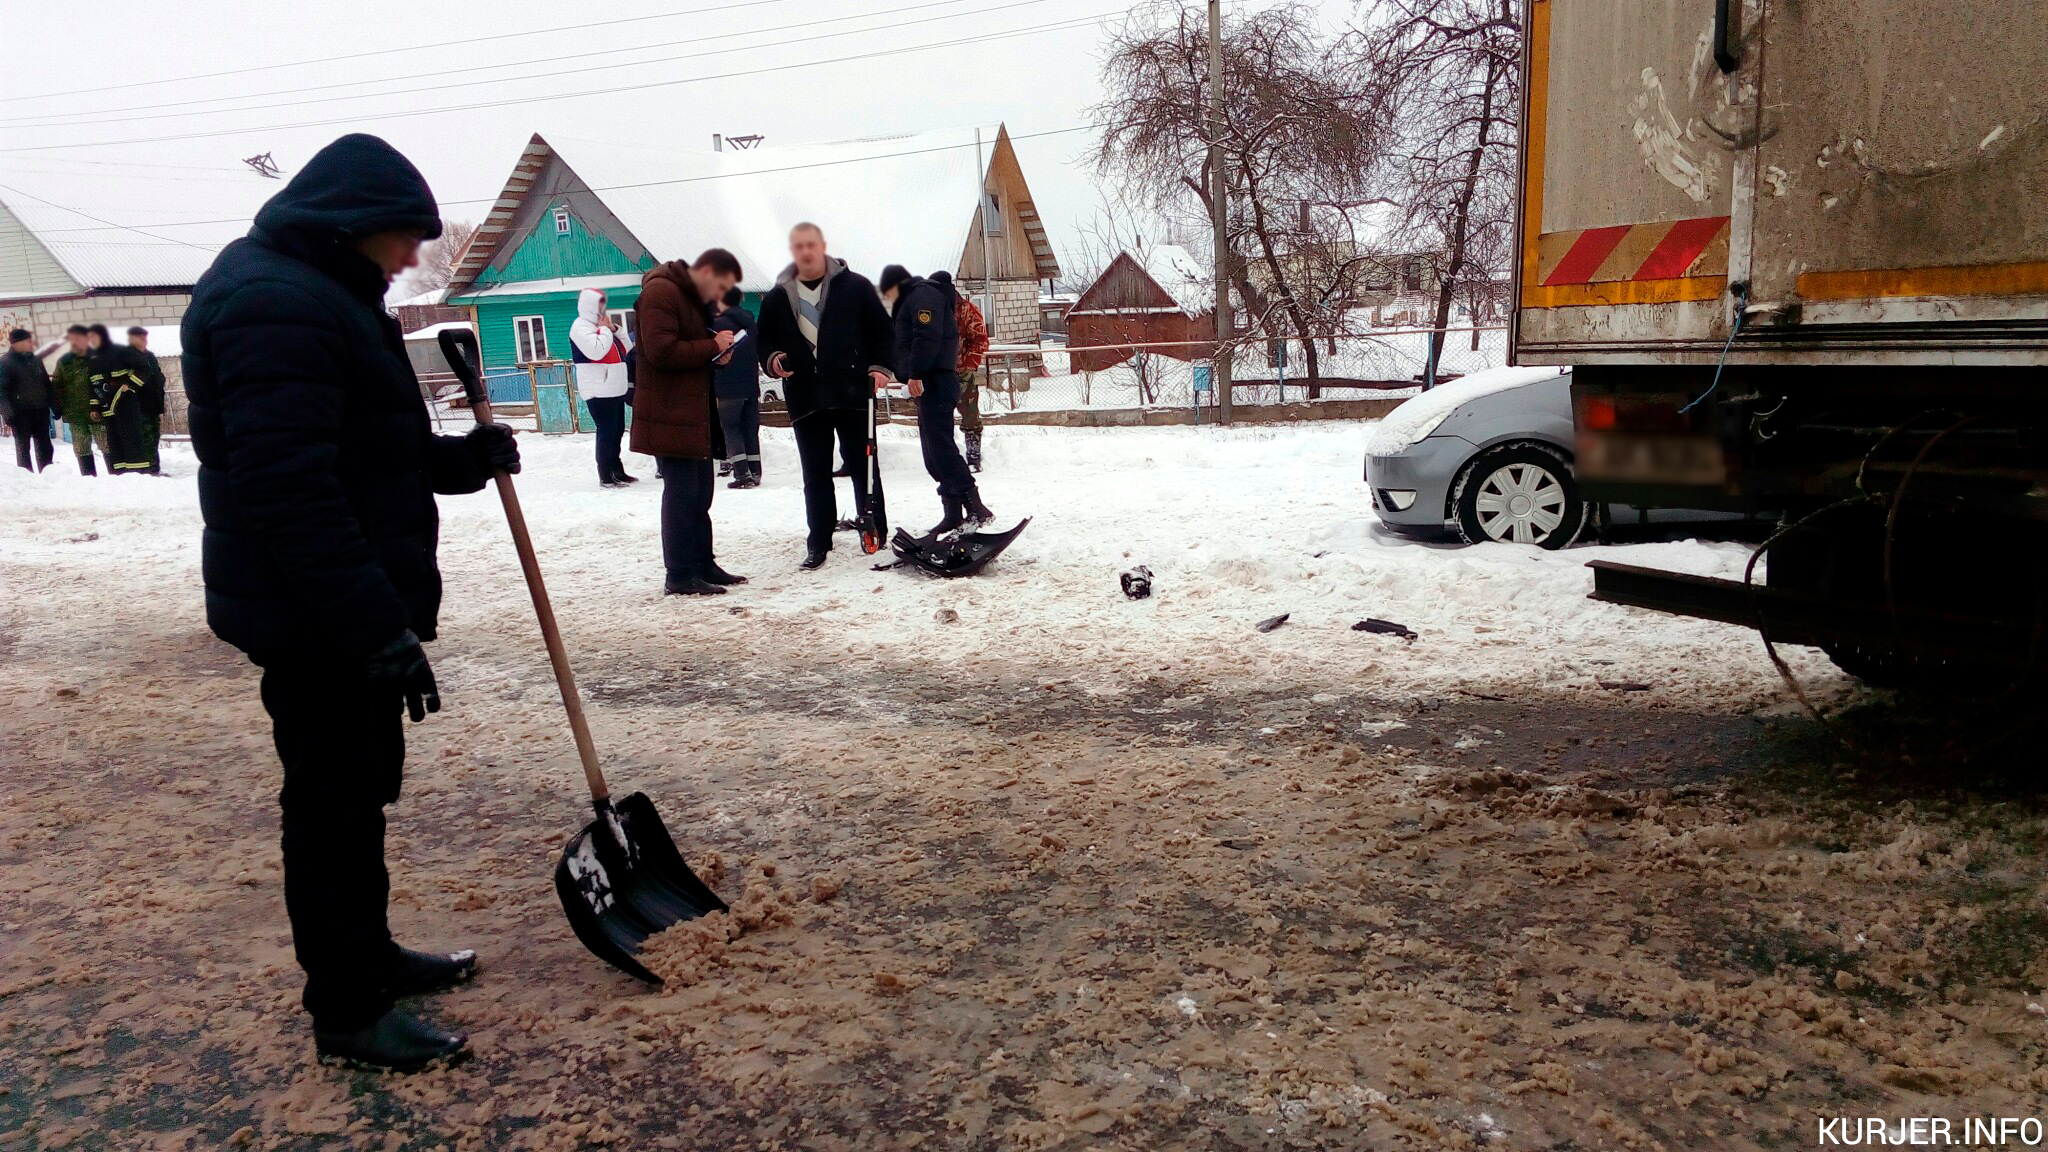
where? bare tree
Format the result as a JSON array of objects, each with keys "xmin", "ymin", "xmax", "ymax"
[
  {"xmin": 1093, "ymin": 5, "xmax": 1384, "ymax": 390},
  {"xmin": 398, "ymin": 219, "xmax": 479, "ymax": 299},
  {"xmin": 1354, "ymin": 0, "xmax": 1522, "ymax": 382}
]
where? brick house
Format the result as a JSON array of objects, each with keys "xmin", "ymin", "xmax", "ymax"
[{"xmin": 0, "ymin": 168, "xmax": 279, "ymax": 433}]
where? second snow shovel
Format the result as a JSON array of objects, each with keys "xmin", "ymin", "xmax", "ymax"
[
  {"xmin": 439, "ymin": 329, "xmax": 726, "ymax": 985},
  {"xmin": 857, "ymin": 387, "xmax": 889, "ymax": 554}
]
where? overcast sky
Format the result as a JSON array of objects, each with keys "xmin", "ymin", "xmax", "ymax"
[{"xmin": 0, "ymin": 0, "xmax": 1195, "ymax": 275}]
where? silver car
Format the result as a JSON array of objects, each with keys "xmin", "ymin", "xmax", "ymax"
[{"xmin": 1364, "ymin": 366, "xmax": 1588, "ymax": 549}]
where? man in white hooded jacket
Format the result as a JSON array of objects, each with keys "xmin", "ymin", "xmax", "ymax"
[{"xmin": 571, "ymin": 288, "xmax": 635, "ymax": 486}]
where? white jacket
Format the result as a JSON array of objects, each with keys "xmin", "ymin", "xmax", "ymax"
[{"xmin": 569, "ymin": 288, "xmax": 631, "ymax": 400}]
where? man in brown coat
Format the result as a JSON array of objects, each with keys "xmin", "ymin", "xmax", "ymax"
[{"xmin": 630, "ymin": 248, "xmax": 744, "ymax": 595}]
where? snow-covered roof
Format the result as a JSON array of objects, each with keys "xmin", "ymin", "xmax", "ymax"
[
  {"xmin": 452, "ymin": 125, "xmax": 1048, "ymax": 296},
  {"xmin": 390, "ymin": 286, "xmax": 449, "ymax": 307},
  {"xmin": 1142, "ymin": 245, "xmax": 1212, "ymax": 317},
  {"xmin": 0, "ymin": 164, "xmax": 282, "ymax": 292},
  {"xmin": 458, "ymin": 273, "xmax": 643, "ymax": 300},
  {"xmin": 403, "ymin": 319, "xmax": 475, "ymax": 342}
]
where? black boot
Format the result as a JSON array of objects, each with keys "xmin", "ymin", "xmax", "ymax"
[
  {"xmin": 386, "ymin": 947, "xmax": 478, "ymax": 998},
  {"xmin": 613, "ymin": 469, "xmax": 639, "ymax": 484},
  {"xmin": 315, "ymin": 1008, "xmax": 467, "ymax": 1072},
  {"xmin": 963, "ymin": 489, "xmax": 995, "ymax": 527},
  {"xmin": 77, "ymin": 453, "xmax": 97, "ymax": 477},
  {"xmin": 965, "ymin": 430, "xmax": 982, "ymax": 473},
  {"xmin": 928, "ymin": 497, "xmax": 966, "ymax": 537},
  {"xmin": 800, "ymin": 546, "xmax": 828, "ymax": 571},
  {"xmin": 663, "ymin": 569, "xmax": 728, "ymax": 596},
  {"xmin": 717, "ymin": 461, "xmax": 732, "ymax": 476},
  {"xmin": 703, "ymin": 562, "xmax": 749, "ymax": 586}
]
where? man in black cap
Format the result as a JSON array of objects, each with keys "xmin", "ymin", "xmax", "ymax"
[
  {"xmin": 182, "ymin": 133, "xmax": 520, "ymax": 1071},
  {"xmin": 877, "ymin": 265, "xmax": 993, "ymax": 534},
  {"xmin": 0, "ymin": 328, "xmax": 55, "ymax": 472}
]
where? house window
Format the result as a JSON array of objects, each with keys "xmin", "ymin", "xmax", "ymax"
[
  {"xmin": 514, "ymin": 315, "xmax": 549, "ymax": 363},
  {"xmin": 553, "ymin": 206, "xmax": 571, "ymax": 235},
  {"xmin": 982, "ymin": 191, "xmax": 1003, "ymax": 234},
  {"xmin": 607, "ymin": 308, "xmax": 637, "ymax": 341},
  {"xmin": 1403, "ymin": 256, "xmax": 1423, "ymax": 292}
]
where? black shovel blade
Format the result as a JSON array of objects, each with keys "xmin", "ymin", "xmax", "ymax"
[
  {"xmin": 889, "ymin": 517, "xmax": 1030, "ymax": 578},
  {"xmin": 553, "ymin": 793, "xmax": 727, "ymax": 985}
]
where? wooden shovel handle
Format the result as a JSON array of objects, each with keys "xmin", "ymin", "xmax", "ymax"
[{"xmin": 439, "ymin": 330, "xmax": 610, "ymax": 802}]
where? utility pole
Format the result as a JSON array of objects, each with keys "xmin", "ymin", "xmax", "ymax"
[{"xmin": 1207, "ymin": 0, "xmax": 1232, "ymax": 424}]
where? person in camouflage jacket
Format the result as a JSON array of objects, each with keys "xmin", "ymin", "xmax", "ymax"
[
  {"xmin": 953, "ymin": 289, "xmax": 990, "ymax": 472},
  {"xmin": 51, "ymin": 325, "xmax": 108, "ymax": 476}
]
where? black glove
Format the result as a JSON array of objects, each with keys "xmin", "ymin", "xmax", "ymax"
[
  {"xmin": 463, "ymin": 422, "xmax": 521, "ymax": 477},
  {"xmin": 366, "ymin": 629, "xmax": 440, "ymax": 722}
]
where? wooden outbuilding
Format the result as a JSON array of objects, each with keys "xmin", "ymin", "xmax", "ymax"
[{"xmin": 1065, "ymin": 246, "xmax": 1215, "ymax": 373}]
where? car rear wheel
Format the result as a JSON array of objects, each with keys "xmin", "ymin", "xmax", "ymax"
[{"xmin": 1453, "ymin": 444, "xmax": 1588, "ymax": 549}]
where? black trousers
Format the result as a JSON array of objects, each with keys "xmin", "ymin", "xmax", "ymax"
[
  {"xmin": 11, "ymin": 406, "xmax": 53, "ymax": 472},
  {"xmin": 587, "ymin": 395, "xmax": 627, "ymax": 484},
  {"xmin": 657, "ymin": 455, "xmax": 716, "ymax": 579},
  {"xmin": 717, "ymin": 396, "xmax": 761, "ymax": 479},
  {"xmin": 793, "ymin": 407, "xmax": 880, "ymax": 551},
  {"xmin": 261, "ymin": 660, "xmax": 405, "ymax": 1032},
  {"xmin": 916, "ymin": 374, "xmax": 974, "ymax": 499}
]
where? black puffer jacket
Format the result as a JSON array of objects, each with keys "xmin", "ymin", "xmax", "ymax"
[
  {"xmin": 755, "ymin": 259, "xmax": 895, "ymax": 421},
  {"xmin": 182, "ymin": 133, "xmax": 484, "ymax": 663}
]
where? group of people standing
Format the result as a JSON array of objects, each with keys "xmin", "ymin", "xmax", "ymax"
[
  {"xmin": 1, "ymin": 322, "xmax": 167, "ymax": 475},
  {"xmin": 601, "ymin": 221, "xmax": 997, "ymax": 594}
]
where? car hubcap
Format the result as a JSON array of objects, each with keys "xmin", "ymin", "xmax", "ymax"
[{"xmin": 1474, "ymin": 463, "xmax": 1567, "ymax": 544}]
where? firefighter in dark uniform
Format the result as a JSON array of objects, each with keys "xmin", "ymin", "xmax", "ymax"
[{"xmin": 877, "ymin": 264, "xmax": 993, "ymax": 535}]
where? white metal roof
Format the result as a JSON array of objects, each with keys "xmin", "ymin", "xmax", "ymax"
[
  {"xmin": 0, "ymin": 164, "xmax": 283, "ymax": 290},
  {"xmin": 402, "ymin": 319, "xmax": 475, "ymax": 342},
  {"xmin": 456, "ymin": 125, "xmax": 1012, "ymax": 296}
]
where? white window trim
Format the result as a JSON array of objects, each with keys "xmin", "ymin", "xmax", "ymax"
[
  {"xmin": 553, "ymin": 206, "xmax": 571, "ymax": 235},
  {"xmin": 514, "ymin": 315, "xmax": 549, "ymax": 363},
  {"xmin": 606, "ymin": 307, "xmax": 636, "ymax": 340}
]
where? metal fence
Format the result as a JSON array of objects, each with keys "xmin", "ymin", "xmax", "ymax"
[{"xmin": 978, "ymin": 326, "xmax": 1509, "ymax": 417}]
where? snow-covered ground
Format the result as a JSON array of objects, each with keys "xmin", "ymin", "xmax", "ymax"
[{"xmin": 1, "ymin": 420, "xmax": 1843, "ymax": 713}]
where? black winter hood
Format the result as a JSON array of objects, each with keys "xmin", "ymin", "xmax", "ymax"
[{"xmin": 253, "ymin": 134, "xmax": 442, "ymax": 242}]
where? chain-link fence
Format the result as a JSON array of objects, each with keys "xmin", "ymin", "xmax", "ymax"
[{"xmin": 978, "ymin": 326, "xmax": 1508, "ymax": 417}]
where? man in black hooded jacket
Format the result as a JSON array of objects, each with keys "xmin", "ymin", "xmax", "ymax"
[
  {"xmin": 877, "ymin": 265, "xmax": 994, "ymax": 535},
  {"xmin": 182, "ymin": 133, "xmax": 519, "ymax": 1071}
]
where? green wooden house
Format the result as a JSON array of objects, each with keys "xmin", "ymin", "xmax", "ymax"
[{"xmin": 445, "ymin": 127, "xmax": 1059, "ymax": 376}]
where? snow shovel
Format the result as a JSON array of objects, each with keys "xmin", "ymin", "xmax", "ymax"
[
  {"xmin": 438, "ymin": 330, "xmax": 726, "ymax": 985},
  {"xmin": 885, "ymin": 518, "xmax": 1032, "ymax": 577},
  {"xmin": 857, "ymin": 389, "xmax": 888, "ymax": 554}
]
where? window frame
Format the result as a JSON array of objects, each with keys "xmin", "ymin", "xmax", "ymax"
[
  {"xmin": 513, "ymin": 315, "xmax": 549, "ymax": 363},
  {"xmin": 552, "ymin": 206, "xmax": 571, "ymax": 235},
  {"xmin": 982, "ymin": 190, "xmax": 1004, "ymax": 235},
  {"xmin": 606, "ymin": 307, "xmax": 637, "ymax": 342}
]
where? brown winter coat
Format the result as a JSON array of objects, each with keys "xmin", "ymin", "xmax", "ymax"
[{"xmin": 628, "ymin": 261, "xmax": 724, "ymax": 460}]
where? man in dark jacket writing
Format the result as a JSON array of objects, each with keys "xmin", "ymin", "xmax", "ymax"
[
  {"xmin": 630, "ymin": 249, "xmax": 744, "ymax": 596},
  {"xmin": 878, "ymin": 265, "xmax": 994, "ymax": 535},
  {"xmin": 756, "ymin": 222, "xmax": 895, "ymax": 570},
  {"xmin": 182, "ymin": 134, "xmax": 519, "ymax": 1071}
]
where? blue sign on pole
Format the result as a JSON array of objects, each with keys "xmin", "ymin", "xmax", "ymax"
[{"xmin": 1193, "ymin": 362, "xmax": 1214, "ymax": 393}]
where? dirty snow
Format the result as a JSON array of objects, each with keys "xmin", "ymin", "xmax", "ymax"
[{"xmin": 9, "ymin": 421, "xmax": 2040, "ymax": 1151}]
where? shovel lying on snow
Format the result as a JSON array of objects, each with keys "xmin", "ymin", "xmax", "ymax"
[{"xmin": 439, "ymin": 330, "xmax": 726, "ymax": 985}]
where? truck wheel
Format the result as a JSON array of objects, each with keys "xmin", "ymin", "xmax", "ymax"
[{"xmin": 1454, "ymin": 444, "xmax": 1589, "ymax": 549}]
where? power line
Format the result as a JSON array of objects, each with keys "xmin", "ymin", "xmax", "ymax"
[
  {"xmin": 0, "ymin": 13, "xmax": 1117, "ymax": 154},
  {"xmin": 9, "ymin": 0, "xmax": 1011, "ymax": 128},
  {"xmin": 0, "ymin": 0, "xmax": 803, "ymax": 106},
  {"xmin": 17, "ymin": 124, "xmax": 1099, "ymax": 242},
  {"xmin": 0, "ymin": 181, "xmax": 219, "ymax": 252}
]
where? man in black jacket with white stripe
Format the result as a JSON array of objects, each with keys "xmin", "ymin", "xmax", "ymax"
[
  {"xmin": 756, "ymin": 222, "xmax": 895, "ymax": 570},
  {"xmin": 182, "ymin": 133, "xmax": 519, "ymax": 1071}
]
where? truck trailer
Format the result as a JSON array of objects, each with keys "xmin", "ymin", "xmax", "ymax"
[{"xmin": 1514, "ymin": 0, "xmax": 2048, "ymax": 687}]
